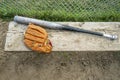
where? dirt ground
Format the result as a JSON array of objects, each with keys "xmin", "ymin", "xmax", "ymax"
[{"xmin": 0, "ymin": 19, "xmax": 120, "ymax": 80}]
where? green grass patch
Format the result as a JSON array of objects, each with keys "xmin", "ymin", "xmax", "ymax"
[{"xmin": 0, "ymin": 0, "xmax": 120, "ymax": 21}]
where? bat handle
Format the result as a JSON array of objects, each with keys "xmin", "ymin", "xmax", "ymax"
[{"xmin": 62, "ymin": 25, "xmax": 118, "ymax": 40}]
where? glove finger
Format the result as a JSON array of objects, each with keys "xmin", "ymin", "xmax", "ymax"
[
  {"xmin": 24, "ymin": 39, "xmax": 34, "ymax": 48},
  {"xmin": 26, "ymin": 28, "xmax": 47, "ymax": 39},
  {"xmin": 24, "ymin": 33, "xmax": 45, "ymax": 43},
  {"xmin": 29, "ymin": 24, "xmax": 47, "ymax": 35}
]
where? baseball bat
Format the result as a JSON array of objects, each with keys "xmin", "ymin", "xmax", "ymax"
[{"xmin": 14, "ymin": 16, "xmax": 118, "ymax": 40}]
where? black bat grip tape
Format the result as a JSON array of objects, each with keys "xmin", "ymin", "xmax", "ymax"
[{"xmin": 62, "ymin": 26, "xmax": 103, "ymax": 36}]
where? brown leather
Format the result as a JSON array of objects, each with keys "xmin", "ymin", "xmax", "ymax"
[{"xmin": 24, "ymin": 23, "xmax": 52, "ymax": 53}]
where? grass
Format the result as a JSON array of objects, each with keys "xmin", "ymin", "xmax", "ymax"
[{"xmin": 0, "ymin": 0, "xmax": 120, "ymax": 21}]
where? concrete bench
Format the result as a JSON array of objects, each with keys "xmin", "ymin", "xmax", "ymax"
[{"xmin": 4, "ymin": 21, "xmax": 120, "ymax": 51}]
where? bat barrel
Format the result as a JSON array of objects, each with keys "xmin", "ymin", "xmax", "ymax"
[{"xmin": 14, "ymin": 16, "xmax": 63, "ymax": 29}]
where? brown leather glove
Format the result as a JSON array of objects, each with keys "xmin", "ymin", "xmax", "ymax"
[{"xmin": 24, "ymin": 23, "xmax": 52, "ymax": 53}]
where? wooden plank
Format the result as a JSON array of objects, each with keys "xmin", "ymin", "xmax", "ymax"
[{"xmin": 5, "ymin": 21, "xmax": 120, "ymax": 51}]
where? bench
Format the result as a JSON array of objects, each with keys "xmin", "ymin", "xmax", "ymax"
[{"xmin": 4, "ymin": 21, "xmax": 120, "ymax": 51}]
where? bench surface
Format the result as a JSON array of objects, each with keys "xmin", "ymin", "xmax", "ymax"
[{"xmin": 4, "ymin": 21, "xmax": 120, "ymax": 51}]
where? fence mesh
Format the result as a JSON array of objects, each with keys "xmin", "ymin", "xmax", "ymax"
[{"xmin": 0, "ymin": 0, "xmax": 120, "ymax": 21}]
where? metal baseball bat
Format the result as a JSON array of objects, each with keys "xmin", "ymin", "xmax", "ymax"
[{"xmin": 14, "ymin": 16, "xmax": 118, "ymax": 40}]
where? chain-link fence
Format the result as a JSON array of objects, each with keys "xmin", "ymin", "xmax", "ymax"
[{"xmin": 0, "ymin": 0, "xmax": 120, "ymax": 21}]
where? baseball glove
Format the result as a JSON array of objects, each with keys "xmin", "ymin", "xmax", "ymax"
[{"xmin": 24, "ymin": 23, "xmax": 52, "ymax": 53}]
